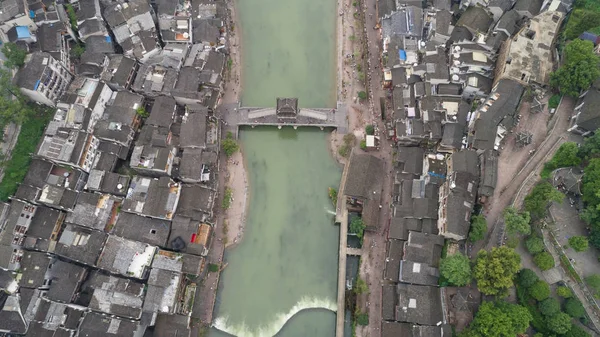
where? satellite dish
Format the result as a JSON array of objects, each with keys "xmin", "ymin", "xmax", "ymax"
[
  {"xmin": 117, "ymin": 183, "xmax": 123, "ymax": 189},
  {"xmin": 452, "ymin": 74, "xmax": 459, "ymax": 81},
  {"xmin": 183, "ymin": 32, "xmax": 189, "ymax": 39}
]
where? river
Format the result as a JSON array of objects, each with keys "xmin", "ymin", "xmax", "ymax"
[
  {"xmin": 211, "ymin": 128, "xmax": 341, "ymax": 337},
  {"xmin": 211, "ymin": 0, "xmax": 339, "ymax": 333}
]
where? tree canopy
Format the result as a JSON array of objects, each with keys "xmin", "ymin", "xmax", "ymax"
[
  {"xmin": 517, "ymin": 268, "xmax": 540, "ymax": 288},
  {"xmin": 440, "ymin": 253, "xmax": 472, "ymax": 286},
  {"xmin": 473, "ymin": 247, "xmax": 521, "ymax": 296},
  {"xmin": 529, "ymin": 280, "xmax": 551, "ymax": 301},
  {"xmin": 534, "ymin": 251, "xmax": 555, "ymax": 271},
  {"xmin": 569, "ymin": 236, "xmax": 589, "ymax": 252},
  {"xmin": 525, "ymin": 236, "xmax": 545, "ymax": 254},
  {"xmin": 221, "ymin": 132, "xmax": 239, "ymax": 157},
  {"xmin": 1, "ymin": 43, "xmax": 27, "ymax": 69},
  {"xmin": 538, "ymin": 298, "xmax": 561, "ymax": 317},
  {"xmin": 469, "ymin": 301, "xmax": 532, "ymax": 337},
  {"xmin": 469, "ymin": 215, "xmax": 487, "ymax": 242},
  {"xmin": 349, "ymin": 216, "xmax": 366, "ymax": 239},
  {"xmin": 550, "ymin": 39, "xmax": 600, "ymax": 97},
  {"xmin": 543, "ymin": 142, "xmax": 581, "ymax": 176},
  {"xmin": 557, "ymin": 286, "xmax": 573, "ymax": 298},
  {"xmin": 503, "ymin": 207, "xmax": 531, "ymax": 235},
  {"xmin": 564, "ymin": 9, "xmax": 600, "ymax": 40},
  {"xmin": 564, "ymin": 298, "xmax": 586, "ymax": 319},
  {"xmin": 565, "ymin": 324, "xmax": 592, "ymax": 337},
  {"xmin": 524, "ymin": 182, "xmax": 564, "ymax": 218},
  {"xmin": 547, "ymin": 312, "xmax": 573, "ymax": 334}
]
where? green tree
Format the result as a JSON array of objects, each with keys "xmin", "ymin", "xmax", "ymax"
[
  {"xmin": 72, "ymin": 44, "xmax": 86, "ymax": 58},
  {"xmin": 543, "ymin": 142, "xmax": 582, "ymax": 177},
  {"xmin": 548, "ymin": 94, "xmax": 561, "ymax": 109},
  {"xmin": 473, "ymin": 247, "xmax": 521, "ymax": 296},
  {"xmin": 538, "ymin": 298, "xmax": 561, "ymax": 316},
  {"xmin": 349, "ymin": 217, "xmax": 366, "ymax": 239},
  {"xmin": 365, "ymin": 124, "xmax": 374, "ymax": 135},
  {"xmin": 564, "ymin": 9, "xmax": 600, "ymax": 40},
  {"xmin": 524, "ymin": 182, "xmax": 564, "ymax": 218},
  {"xmin": 357, "ymin": 91, "xmax": 367, "ymax": 100},
  {"xmin": 517, "ymin": 268, "xmax": 539, "ymax": 288},
  {"xmin": 585, "ymin": 274, "xmax": 600, "ymax": 296},
  {"xmin": 222, "ymin": 132, "xmax": 239, "ymax": 157},
  {"xmin": 526, "ymin": 236, "xmax": 545, "ymax": 254},
  {"xmin": 440, "ymin": 253, "xmax": 472, "ymax": 286},
  {"xmin": 469, "ymin": 215, "xmax": 487, "ymax": 242},
  {"xmin": 356, "ymin": 312, "xmax": 369, "ymax": 325},
  {"xmin": 135, "ymin": 107, "xmax": 149, "ymax": 118},
  {"xmin": 547, "ymin": 312, "xmax": 573, "ymax": 334},
  {"xmin": 550, "ymin": 39, "xmax": 600, "ymax": 97},
  {"xmin": 565, "ymin": 324, "xmax": 591, "ymax": 337},
  {"xmin": 534, "ymin": 251, "xmax": 555, "ymax": 271},
  {"xmin": 1, "ymin": 42, "xmax": 27, "ymax": 68},
  {"xmin": 583, "ymin": 158, "xmax": 600, "ymax": 206},
  {"xmin": 569, "ymin": 236, "xmax": 589, "ymax": 252},
  {"xmin": 529, "ymin": 280, "xmax": 551, "ymax": 301},
  {"xmin": 503, "ymin": 207, "xmax": 531, "ymax": 235},
  {"xmin": 557, "ymin": 286, "xmax": 573, "ymax": 298},
  {"xmin": 564, "ymin": 298, "xmax": 586, "ymax": 319},
  {"xmin": 470, "ymin": 301, "xmax": 532, "ymax": 337},
  {"xmin": 578, "ymin": 131, "xmax": 600, "ymax": 160}
]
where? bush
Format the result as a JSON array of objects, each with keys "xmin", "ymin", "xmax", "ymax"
[
  {"xmin": 529, "ymin": 280, "xmax": 551, "ymax": 301},
  {"xmin": 357, "ymin": 91, "xmax": 367, "ymax": 100},
  {"xmin": 208, "ymin": 263, "xmax": 219, "ymax": 272},
  {"xmin": 534, "ymin": 252, "xmax": 555, "ymax": 271},
  {"xmin": 360, "ymin": 139, "xmax": 367, "ymax": 150},
  {"xmin": 354, "ymin": 277, "xmax": 368, "ymax": 294},
  {"xmin": 349, "ymin": 217, "xmax": 366, "ymax": 239},
  {"xmin": 328, "ymin": 187, "xmax": 337, "ymax": 207},
  {"xmin": 468, "ymin": 215, "xmax": 487, "ymax": 242},
  {"xmin": 557, "ymin": 286, "xmax": 573, "ymax": 298},
  {"xmin": 585, "ymin": 274, "xmax": 600, "ymax": 297},
  {"xmin": 548, "ymin": 94, "xmax": 561, "ymax": 109},
  {"xmin": 517, "ymin": 268, "xmax": 540, "ymax": 288},
  {"xmin": 338, "ymin": 144, "xmax": 349, "ymax": 157},
  {"xmin": 569, "ymin": 236, "xmax": 589, "ymax": 252},
  {"xmin": 564, "ymin": 298, "xmax": 586, "ymax": 319},
  {"xmin": 222, "ymin": 187, "xmax": 233, "ymax": 210},
  {"xmin": 365, "ymin": 124, "xmax": 374, "ymax": 135},
  {"xmin": 222, "ymin": 134, "xmax": 239, "ymax": 157},
  {"xmin": 356, "ymin": 312, "xmax": 369, "ymax": 326},
  {"xmin": 538, "ymin": 298, "xmax": 561, "ymax": 316},
  {"xmin": 526, "ymin": 236, "xmax": 545, "ymax": 254}
]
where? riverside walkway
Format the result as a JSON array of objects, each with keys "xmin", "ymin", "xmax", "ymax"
[{"xmin": 334, "ymin": 155, "xmax": 351, "ymax": 337}]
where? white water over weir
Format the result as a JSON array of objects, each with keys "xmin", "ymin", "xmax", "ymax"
[{"xmin": 212, "ymin": 297, "xmax": 337, "ymax": 337}]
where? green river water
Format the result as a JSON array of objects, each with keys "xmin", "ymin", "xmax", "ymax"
[{"xmin": 210, "ymin": 0, "xmax": 340, "ymax": 334}]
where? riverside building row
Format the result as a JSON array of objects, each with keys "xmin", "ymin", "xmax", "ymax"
[
  {"xmin": 0, "ymin": 0, "xmax": 229, "ymax": 335},
  {"xmin": 371, "ymin": 0, "xmax": 568, "ymax": 333}
]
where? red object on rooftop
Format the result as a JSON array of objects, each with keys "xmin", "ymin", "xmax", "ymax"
[{"xmin": 190, "ymin": 234, "xmax": 197, "ymax": 243}]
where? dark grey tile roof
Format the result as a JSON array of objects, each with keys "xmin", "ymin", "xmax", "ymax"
[
  {"xmin": 399, "ymin": 260, "xmax": 439, "ymax": 285},
  {"xmin": 0, "ymin": 293, "xmax": 27, "ymax": 334},
  {"xmin": 46, "ymin": 260, "xmax": 86, "ymax": 302},
  {"xmin": 192, "ymin": 18, "xmax": 221, "ymax": 44},
  {"xmin": 384, "ymin": 239, "xmax": 404, "ymax": 282},
  {"xmin": 382, "ymin": 285, "xmax": 397, "ymax": 321},
  {"xmin": 403, "ymin": 232, "xmax": 444, "ymax": 267},
  {"xmin": 175, "ymin": 184, "xmax": 214, "ymax": 222},
  {"xmin": 456, "ymin": 6, "xmax": 492, "ymax": 34},
  {"xmin": 25, "ymin": 205, "xmax": 62, "ymax": 241},
  {"xmin": 395, "ymin": 283, "xmax": 444, "ymax": 325},
  {"xmin": 179, "ymin": 109, "xmax": 207, "ymax": 148},
  {"xmin": 154, "ymin": 313, "xmax": 189, "ymax": 337},
  {"xmin": 76, "ymin": 0, "xmax": 99, "ymax": 21},
  {"xmin": 514, "ymin": 0, "xmax": 543, "ymax": 16},
  {"xmin": 113, "ymin": 212, "xmax": 171, "ymax": 247},
  {"xmin": 14, "ymin": 52, "xmax": 52, "ymax": 91},
  {"xmin": 378, "ymin": 0, "xmax": 396, "ymax": 18},
  {"xmin": 168, "ymin": 216, "xmax": 206, "ymax": 255},
  {"xmin": 0, "ymin": 0, "xmax": 25, "ymax": 22},
  {"xmin": 396, "ymin": 146, "xmax": 424, "ymax": 175},
  {"xmin": 55, "ymin": 223, "xmax": 107, "ymax": 266},
  {"xmin": 78, "ymin": 312, "xmax": 139, "ymax": 336},
  {"xmin": 147, "ymin": 96, "xmax": 176, "ymax": 127},
  {"xmin": 343, "ymin": 152, "xmax": 384, "ymax": 200},
  {"xmin": 19, "ymin": 251, "xmax": 51, "ymax": 288},
  {"xmin": 389, "ymin": 217, "xmax": 422, "ymax": 240},
  {"xmin": 576, "ymin": 88, "xmax": 600, "ymax": 132},
  {"xmin": 478, "ymin": 149, "xmax": 498, "ymax": 197},
  {"xmin": 495, "ymin": 10, "xmax": 521, "ymax": 36}
]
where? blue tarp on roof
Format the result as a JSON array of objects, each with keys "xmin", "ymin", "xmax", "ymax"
[
  {"xmin": 29, "ymin": 10, "xmax": 35, "ymax": 18},
  {"xmin": 15, "ymin": 26, "xmax": 30, "ymax": 39},
  {"xmin": 399, "ymin": 50, "xmax": 407, "ymax": 61},
  {"xmin": 105, "ymin": 36, "xmax": 112, "ymax": 43},
  {"xmin": 33, "ymin": 80, "xmax": 40, "ymax": 91},
  {"xmin": 580, "ymin": 32, "xmax": 599, "ymax": 45}
]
